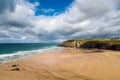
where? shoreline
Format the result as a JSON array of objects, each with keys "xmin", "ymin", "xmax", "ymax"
[
  {"xmin": 0, "ymin": 48, "xmax": 120, "ymax": 80},
  {"xmin": 0, "ymin": 46, "xmax": 61, "ymax": 63}
]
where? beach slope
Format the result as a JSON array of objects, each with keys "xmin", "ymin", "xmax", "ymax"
[{"xmin": 0, "ymin": 48, "xmax": 120, "ymax": 80}]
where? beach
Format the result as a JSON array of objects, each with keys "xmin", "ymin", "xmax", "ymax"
[{"xmin": 0, "ymin": 48, "xmax": 120, "ymax": 80}]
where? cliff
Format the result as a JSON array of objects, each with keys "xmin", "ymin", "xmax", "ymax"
[{"xmin": 59, "ymin": 39, "xmax": 120, "ymax": 50}]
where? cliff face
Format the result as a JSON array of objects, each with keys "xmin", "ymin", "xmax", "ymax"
[
  {"xmin": 59, "ymin": 39, "xmax": 120, "ymax": 51},
  {"xmin": 58, "ymin": 40, "xmax": 84, "ymax": 48},
  {"xmin": 58, "ymin": 40, "xmax": 75, "ymax": 47}
]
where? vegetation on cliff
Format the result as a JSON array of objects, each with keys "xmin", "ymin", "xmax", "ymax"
[{"xmin": 59, "ymin": 38, "xmax": 120, "ymax": 50}]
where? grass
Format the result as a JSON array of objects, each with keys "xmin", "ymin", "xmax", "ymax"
[{"xmin": 65, "ymin": 38, "xmax": 120, "ymax": 45}]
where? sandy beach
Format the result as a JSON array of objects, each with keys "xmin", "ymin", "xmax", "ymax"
[{"xmin": 0, "ymin": 48, "xmax": 120, "ymax": 80}]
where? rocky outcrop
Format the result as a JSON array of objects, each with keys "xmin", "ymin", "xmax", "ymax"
[
  {"xmin": 80, "ymin": 41, "xmax": 110, "ymax": 49},
  {"xmin": 80, "ymin": 41, "xmax": 104, "ymax": 49},
  {"xmin": 110, "ymin": 44, "xmax": 120, "ymax": 50},
  {"xmin": 81, "ymin": 41, "xmax": 120, "ymax": 50},
  {"xmin": 58, "ymin": 40, "xmax": 84, "ymax": 48},
  {"xmin": 58, "ymin": 40, "xmax": 78, "ymax": 48},
  {"xmin": 59, "ymin": 40, "xmax": 120, "ymax": 51}
]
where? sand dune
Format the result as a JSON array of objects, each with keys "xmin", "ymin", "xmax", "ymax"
[{"xmin": 0, "ymin": 48, "xmax": 120, "ymax": 80}]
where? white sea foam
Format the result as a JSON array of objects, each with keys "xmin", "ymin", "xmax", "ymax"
[{"xmin": 0, "ymin": 46, "xmax": 60, "ymax": 63}]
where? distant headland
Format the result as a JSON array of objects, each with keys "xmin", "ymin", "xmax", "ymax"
[{"xmin": 59, "ymin": 38, "xmax": 120, "ymax": 50}]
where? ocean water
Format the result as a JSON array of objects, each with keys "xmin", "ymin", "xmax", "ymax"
[{"xmin": 0, "ymin": 43, "xmax": 59, "ymax": 63}]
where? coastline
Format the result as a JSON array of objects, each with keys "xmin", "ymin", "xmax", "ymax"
[
  {"xmin": 0, "ymin": 48, "xmax": 120, "ymax": 80},
  {"xmin": 0, "ymin": 46, "xmax": 60, "ymax": 63}
]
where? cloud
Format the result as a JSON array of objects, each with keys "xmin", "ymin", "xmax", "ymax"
[
  {"xmin": 41, "ymin": 8, "xmax": 55, "ymax": 13},
  {"xmin": 0, "ymin": 0, "xmax": 15, "ymax": 14},
  {"xmin": 0, "ymin": 0, "xmax": 120, "ymax": 43}
]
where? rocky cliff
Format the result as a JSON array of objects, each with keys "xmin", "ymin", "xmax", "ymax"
[{"xmin": 59, "ymin": 39, "xmax": 120, "ymax": 50}]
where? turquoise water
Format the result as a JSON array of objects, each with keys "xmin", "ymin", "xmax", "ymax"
[{"xmin": 0, "ymin": 43, "xmax": 59, "ymax": 63}]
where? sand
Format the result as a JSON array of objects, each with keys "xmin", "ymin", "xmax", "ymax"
[{"xmin": 0, "ymin": 48, "xmax": 120, "ymax": 80}]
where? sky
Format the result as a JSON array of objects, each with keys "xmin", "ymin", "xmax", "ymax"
[{"xmin": 0, "ymin": 0, "xmax": 120, "ymax": 43}]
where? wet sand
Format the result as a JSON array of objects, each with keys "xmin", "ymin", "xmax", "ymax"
[{"xmin": 0, "ymin": 48, "xmax": 120, "ymax": 80}]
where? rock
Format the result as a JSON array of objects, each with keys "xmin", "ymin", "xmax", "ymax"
[
  {"xmin": 110, "ymin": 44, "xmax": 120, "ymax": 50},
  {"xmin": 97, "ymin": 43, "xmax": 110, "ymax": 49},
  {"xmin": 80, "ymin": 41, "xmax": 111, "ymax": 50},
  {"xmin": 11, "ymin": 65, "xmax": 17, "ymax": 67},
  {"xmin": 59, "ymin": 40, "xmax": 120, "ymax": 51},
  {"xmin": 80, "ymin": 41, "xmax": 98, "ymax": 48},
  {"xmin": 58, "ymin": 40, "xmax": 78, "ymax": 48},
  {"xmin": 11, "ymin": 68, "xmax": 20, "ymax": 71}
]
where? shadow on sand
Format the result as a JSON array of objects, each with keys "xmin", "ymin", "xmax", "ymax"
[{"xmin": 83, "ymin": 49, "xmax": 104, "ymax": 53}]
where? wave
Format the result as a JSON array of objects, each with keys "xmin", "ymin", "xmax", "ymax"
[{"xmin": 0, "ymin": 46, "xmax": 60, "ymax": 63}]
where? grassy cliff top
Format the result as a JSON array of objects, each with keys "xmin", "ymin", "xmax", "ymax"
[{"xmin": 64, "ymin": 38, "xmax": 120, "ymax": 45}]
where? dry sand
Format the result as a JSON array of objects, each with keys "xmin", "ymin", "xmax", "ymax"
[{"xmin": 0, "ymin": 48, "xmax": 120, "ymax": 80}]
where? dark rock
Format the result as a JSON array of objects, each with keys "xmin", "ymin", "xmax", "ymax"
[
  {"xmin": 110, "ymin": 44, "xmax": 120, "ymax": 50},
  {"xmin": 80, "ymin": 41, "xmax": 98, "ymax": 48},
  {"xmin": 97, "ymin": 43, "xmax": 110, "ymax": 49},
  {"xmin": 11, "ymin": 68, "xmax": 20, "ymax": 71},
  {"xmin": 80, "ymin": 41, "xmax": 113, "ymax": 50},
  {"xmin": 11, "ymin": 65, "xmax": 17, "ymax": 67}
]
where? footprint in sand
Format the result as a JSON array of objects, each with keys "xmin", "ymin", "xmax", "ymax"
[
  {"xmin": 10, "ymin": 64, "xmax": 20, "ymax": 71},
  {"xmin": 11, "ymin": 64, "xmax": 17, "ymax": 67}
]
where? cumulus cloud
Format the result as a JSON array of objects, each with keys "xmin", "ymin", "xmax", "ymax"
[{"xmin": 0, "ymin": 0, "xmax": 120, "ymax": 43}]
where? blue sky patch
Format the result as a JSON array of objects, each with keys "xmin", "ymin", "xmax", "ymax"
[{"xmin": 28, "ymin": 0, "xmax": 73, "ymax": 16}]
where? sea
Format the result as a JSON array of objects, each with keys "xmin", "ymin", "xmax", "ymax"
[{"xmin": 0, "ymin": 43, "xmax": 59, "ymax": 63}]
